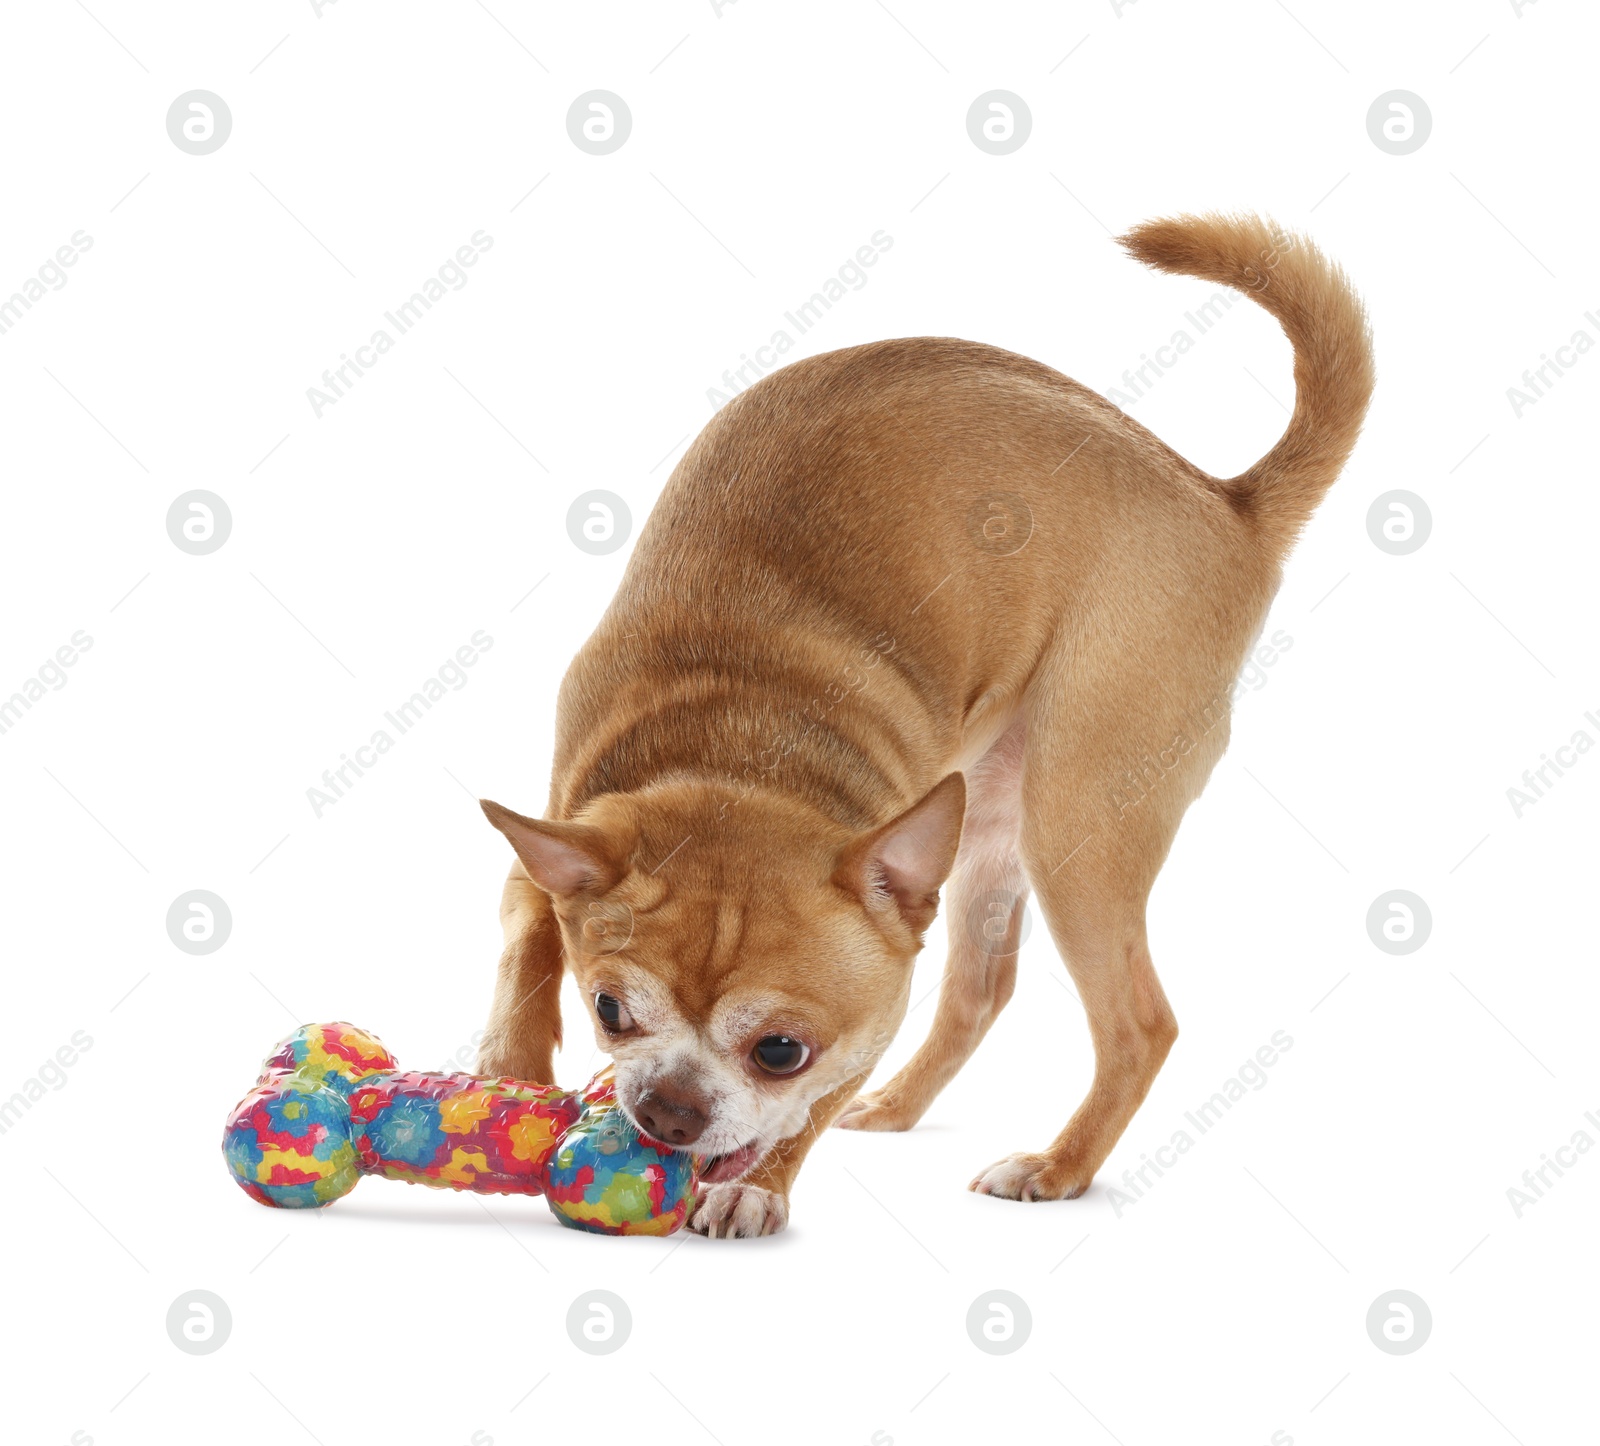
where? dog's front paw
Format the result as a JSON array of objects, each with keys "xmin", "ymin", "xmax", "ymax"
[
  {"xmin": 834, "ymin": 1089, "xmax": 919, "ymax": 1133},
  {"xmin": 969, "ymin": 1151, "xmax": 1089, "ymax": 1202},
  {"xmin": 688, "ymin": 1182, "xmax": 789, "ymax": 1239}
]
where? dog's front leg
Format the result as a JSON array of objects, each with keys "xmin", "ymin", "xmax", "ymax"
[
  {"xmin": 477, "ymin": 862, "xmax": 564, "ymax": 1083},
  {"xmin": 688, "ymin": 1074, "xmax": 867, "ymax": 1240}
]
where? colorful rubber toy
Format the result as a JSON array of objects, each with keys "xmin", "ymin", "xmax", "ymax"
[{"xmin": 222, "ymin": 1022, "xmax": 697, "ymax": 1236}]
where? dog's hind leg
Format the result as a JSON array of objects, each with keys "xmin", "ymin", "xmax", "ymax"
[
  {"xmin": 836, "ymin": 721, "xmax": 1027, "ymax": 1132},
  {"xmin": 969, "ymin": 630, "xmax": 1236, "ymax": 1200}
]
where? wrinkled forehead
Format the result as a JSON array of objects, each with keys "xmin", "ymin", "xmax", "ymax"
[{"xmin": 573, "ymin": 886, "xmax": 872, "ymax": 1030}]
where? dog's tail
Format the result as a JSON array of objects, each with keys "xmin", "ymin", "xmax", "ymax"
[{"xmin": 1118, "ymin": 212, "xmax": 1373, "ymax": 549}]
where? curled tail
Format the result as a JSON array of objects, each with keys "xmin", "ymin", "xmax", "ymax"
[{"xmin": 1119, "ymin": 213, "xmax": 1374, "ymax": 549}]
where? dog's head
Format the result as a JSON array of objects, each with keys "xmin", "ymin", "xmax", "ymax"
[{"xmin": 481, "ymin": 775, "xmax": 964, "ymax": 1183}]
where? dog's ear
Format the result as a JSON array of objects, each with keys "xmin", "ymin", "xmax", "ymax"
[
  {"xmin": 833, "ymin": 773, "xmax": 966, "ymax": 935},
  {"xmin": 480, "ymin": 800, "xmax": 630, "ymax": 896}
]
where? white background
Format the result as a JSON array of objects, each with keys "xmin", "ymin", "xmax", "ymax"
[{"xmin": 1, "ymin": 1, "xmax": 1595, "ymax": 1443}]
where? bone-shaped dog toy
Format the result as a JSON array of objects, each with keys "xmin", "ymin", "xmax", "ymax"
[{"xmin": 222, "ymin": 1022, "xmax": 697, "ymax": 1236}]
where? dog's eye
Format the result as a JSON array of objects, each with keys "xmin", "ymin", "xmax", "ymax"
[
  {"xmin": 594, "ymin": 993, "xmax": 632, "ymax": 1032},
  {"xmin": 751, "ymin": 1035, "xmax": 809, "ymax": 1075}
]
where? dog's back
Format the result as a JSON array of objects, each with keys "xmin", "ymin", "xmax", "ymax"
[{"xmin": 553, "ymin": 214, "xmax": 1373, "ymax": 818}]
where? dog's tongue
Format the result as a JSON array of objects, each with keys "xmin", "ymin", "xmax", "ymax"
[{"xmin": 698, "ymin": 1141, "xmax": 763, "ymax": 1184}]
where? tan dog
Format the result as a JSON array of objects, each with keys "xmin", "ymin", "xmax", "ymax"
[{"xmin": 477, "ymin": 213, "xmax": 1372, "ymax": 1238}]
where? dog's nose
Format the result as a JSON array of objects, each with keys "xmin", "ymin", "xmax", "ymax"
[{"xmin": 633, "ymin": 1082, "xmax": 709, "ymax": 1146}]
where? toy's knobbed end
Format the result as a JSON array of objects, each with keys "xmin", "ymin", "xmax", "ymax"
[
  {"xmin": 223, "ymin": 1022, "xmax": 388, "ymax": 1208},
  {"xmin": 223, "ymin": 1074, "xmax": 361, "ymax": 1208},
  {"xmin": 260, "ymin": 1022, "xmax": 397, "ymax": 1095},
  {"xmin": 544, "ymin": 1086, "xmax": 698, "ymax": 1236}
]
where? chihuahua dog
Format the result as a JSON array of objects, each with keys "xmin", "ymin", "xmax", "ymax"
[{"xmin": 477, "ymin": 213, "xmax": 1372, "ymax": 1238}]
